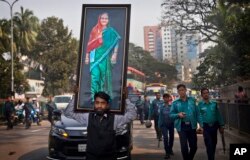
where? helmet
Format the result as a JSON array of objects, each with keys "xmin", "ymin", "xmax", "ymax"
[{"xmin": 145, "ymin": 120, "xmax": 152, "ymax": 128}]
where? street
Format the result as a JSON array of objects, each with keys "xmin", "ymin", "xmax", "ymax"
[{"xmin": 0, "ymin": 119, "xmax": 246, "ymax": 160}]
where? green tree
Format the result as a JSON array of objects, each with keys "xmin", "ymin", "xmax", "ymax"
[
  {"xmin": 192, "ymin": 44, "xmax": 238, "ymax": 89},
  {"xmin": 0, "ymin": 19, "xmax": 11, "ymax": 53},
  {"xmin": 0, "ymin": 19, "xmax": 28, "ymax": 98},
  {"xmin": 128, "ymin": 43, "xmax": 177, "ymax": 83},
  {"xmin": 33, "ymin": 17, "xmax": 78, "ymax": 96},
  {"xmin": 13, "ymin": 6, "xmax": 39, "ymax": 55}
]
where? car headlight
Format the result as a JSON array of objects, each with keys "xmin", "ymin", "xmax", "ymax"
[{"xmin": 52, "ymin": 126, "xmax": 69, "ymax": 137}]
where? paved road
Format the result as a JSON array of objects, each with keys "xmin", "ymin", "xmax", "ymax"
[
  {"xmin": 0, "ymin": 119, "xmax": 248, "ymax": 160},
  {"xmin": 0, "ymin": 121, "xmax": 49, "ymax": 160},
  {"xmin": 132, "ymin": 120, "xmax": 229, "ymax": 160}
]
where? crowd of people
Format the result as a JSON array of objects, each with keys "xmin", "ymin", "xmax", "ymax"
[
  {"xmin": 2, "ymin": 84, "xmax": 248, "ymax": 160},
  {"xmin": 2, "ymin": 96, "xmax": 57, "ymax": 130},
  {"xmin": 135, "ymin": 84, "xmax": 225, "ymax": 160}
]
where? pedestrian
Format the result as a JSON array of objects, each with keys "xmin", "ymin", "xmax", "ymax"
[
  {"xmin": 158, "ymin": 93, "xmax": 175, "ymax": 159},
  {"xmin": 3, "ymin": 96, "xmax": 15, "ymax": 130},
  {"xmin": 143, "ymin": 95, "xmax": 151, "ymax": 121},
  {"xmin": 150, "ymin": 92, "xmax": 163, "ymax": 140},
  {"xmin": 64, "ymin": 91, "xmax": 137, "ymax": 160},
  {"xmin": 23, "ymin": 97, "xmax": 34, "ymax": 129},
  {"xmin": 46, "ymin": 96, "xmax": 57, "ymax": 125},
  {"xmin": 234, "ymin": 86, "xmax": 248, "ymax": 104},
  {"xmin": 170, "ymin": 84, "xmax": 202, "ymax": 160},
  {"xmin": 198, "ymin": 88, "xmax": 224, "ymax": 160},
  {"xmin": 135, "ymin": 95, "xmax": 144, "ymax": 124}
]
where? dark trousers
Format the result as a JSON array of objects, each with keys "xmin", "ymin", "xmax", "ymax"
[
  {"xmin": 161, "ymin": 124, "xmax": 174, "ymax": 154},
  {"xmin": 137, "ymin": 108, "xmax": 144, "ymax": 124},
  {"xmin": 144, "ymin": 111, "xmax": 149, "ymax": 121},
  {"xmin": 6, "ymin": 114, "xmax": 13, "ymax": 129},
  {"xmin": 153, "ymin": 116, "xmax": 162, "ymax": 139},
  {"xmin": 48, "ymin": 113, "xmax": 53, "ymax": 125},
  {"xmin": 178, "ymin": 123, "xmax": 197, "ymax": 160},
  {"xmin": 203, "ymin": 123, "xmax": 218, "ymax": 160}
]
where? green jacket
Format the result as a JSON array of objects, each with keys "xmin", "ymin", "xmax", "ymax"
[
  {"xmin": 170, "ymin": 96, "xmax": 202, "ymax": 132},
  {"xmin": 198, "ymin": 100, "xmax": 224, "ymax": 126}
]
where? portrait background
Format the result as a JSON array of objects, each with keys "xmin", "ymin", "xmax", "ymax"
[{"xmin": 75, "ymin": 5, "xmax": 130, "ymax": 113}]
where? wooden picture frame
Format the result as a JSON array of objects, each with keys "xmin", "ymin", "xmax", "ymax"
[{"xmin": 74, "ymin": 4, "xmax": 131, "ymax": 114}]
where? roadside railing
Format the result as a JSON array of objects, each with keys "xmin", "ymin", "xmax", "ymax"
[{"xmin": 216, "ymin": 98, "xmax": 250, "ymax": 135}]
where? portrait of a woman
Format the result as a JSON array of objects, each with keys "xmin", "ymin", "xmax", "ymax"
[{"xmin": 85, "ymin": 12, "xmax": 121, "ymax": 102}]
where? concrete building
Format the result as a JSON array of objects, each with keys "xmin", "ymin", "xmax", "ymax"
[
  {"xmin": 161, "ymin": 25, "xmax": 177, "ymax": 64},
  {"xmin": 176, "ymin": 32, "xmax": 201, "ymax": 82},
  {"xmin": 143, "ymin": 26, "xmax": 162, "ymax": 60}
]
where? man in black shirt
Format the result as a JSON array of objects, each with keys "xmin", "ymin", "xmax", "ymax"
[{"xmin": 64, "ymin": 91, "xmax": 137, "ymax": 160}]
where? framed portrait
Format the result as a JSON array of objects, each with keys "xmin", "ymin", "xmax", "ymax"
[{"xmin": 74, "ymin": 4, "xmax": 131, "ymax": 114}]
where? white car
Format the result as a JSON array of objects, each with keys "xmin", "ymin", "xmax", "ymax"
[{"xmin": 54, "ymin": 95, "xmax": 73, "ymax": 110}]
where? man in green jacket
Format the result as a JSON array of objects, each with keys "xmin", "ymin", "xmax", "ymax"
[
  {"xmin": 198, "ymin": 88, "xmax": 224, "ymax": 160},
  {"xmin": 170, "ymin": 84, "xmax": 201, "ymax": 160}
]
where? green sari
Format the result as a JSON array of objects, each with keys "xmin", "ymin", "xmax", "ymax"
[{"xmin": 90, "ymin": 27, "xmax": 121, "ymax": 100}]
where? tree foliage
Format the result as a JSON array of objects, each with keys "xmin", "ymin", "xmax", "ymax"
[
  {"xmin": 13, "ymin": 6, "xmax": 39, "ymax": 55},
  {"xmin": 32, "ymin": 17, "xmax": 78, "ymax": 96},
  {"xmin": 165, "ymin": 0, "xmax": 250, "ymax": 87},
  {"xmin": 128, "ymin": 43, "xmax": 177, "ymax": 84}
]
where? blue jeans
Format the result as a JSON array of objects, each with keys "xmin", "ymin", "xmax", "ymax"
[
  {"xmin": 161, "ymin": 124, "xmax": 174, "ymax": 154},
  {"xmin": 178, "ymin": 123, "xmax": 197, "ymax": 160},
  {"xmin": 203, "ymin": 123, "xmax": 218, "ymax": 160}
]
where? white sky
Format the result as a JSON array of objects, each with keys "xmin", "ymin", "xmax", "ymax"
[{"xmin": 0, "ymin": 0, "xmax": 163, "ymax": 48}]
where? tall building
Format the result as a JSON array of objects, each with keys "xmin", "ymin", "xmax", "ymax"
[
  {"xmin": 143, "ymin": 26, "xmax": 162, "ymax": 60},
  {"xmin": 161, "ymin": 26, "xmax": 177, "ymax": 64},
  {"xmin": 176, "ymin": 32, "xmax": 201, "ymax": 81}
]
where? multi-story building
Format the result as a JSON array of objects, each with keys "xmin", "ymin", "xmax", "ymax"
[
  {"xmin": 143, "ymin": 26, "xmax": 162, "ymax": 60},
  {"xmin": 161, "ymin": 25, "xmax": 177, "ymax": 64},
  {"xmin": 176, "ymin": 32, "xmax": 201, "ymax": 82}
]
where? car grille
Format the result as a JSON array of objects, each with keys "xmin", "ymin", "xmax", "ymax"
[{"xmin": 63, "ymin": 145, "xmax": 86, "ymax": 157}]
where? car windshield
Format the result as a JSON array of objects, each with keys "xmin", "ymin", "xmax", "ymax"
[{"xmin": 54, "ymin": 97, "xmax": 71, "ymax": 103}]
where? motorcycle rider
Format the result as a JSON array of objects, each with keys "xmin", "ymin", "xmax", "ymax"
[
  {"xmin": 14, "ymin": 100, "xmax": 25, "ymax": 124},
  {"xmin": 23, "ymin": 97, "xmax": 35, "ymax": 129},
  {"xmin": 31, "ymin": 98, "xmax": 41, "ymax": 125},
  {"xmin": 46, "ymin": 96, "xmax": 57, "ymax": 125}
]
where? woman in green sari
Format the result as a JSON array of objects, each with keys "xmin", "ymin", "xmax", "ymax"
[{"xmin": 85, "ymin": 13, "xmax": 121, "ymax": 101}]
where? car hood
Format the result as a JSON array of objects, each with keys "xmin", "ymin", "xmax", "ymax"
[{"xmin": 55, "ymin": 115, "xmax": 86, "ymax": 128}]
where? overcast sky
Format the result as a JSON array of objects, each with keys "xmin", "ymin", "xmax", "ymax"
[{"xmin": 0, "ymin": 0, "xmax": 163, "ymax": 48}]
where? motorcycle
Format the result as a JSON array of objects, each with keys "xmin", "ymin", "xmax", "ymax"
[
  {"xmin": 31, "ymin": 109, "xmax": 41, "ymax": 126},
  {"xmin": 13, "ymin": 109, "xmax": 25, "ymax": 126},
  {"xmin": 25, "ymin": 109, "xmax": 41, "ymax": 129}
]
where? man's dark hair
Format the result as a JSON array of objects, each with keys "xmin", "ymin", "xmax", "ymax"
[
  {"xmin": 200, "ymin": 88, "xmax": 209, "ymax": 95},
  {"xmin": 163, "ymin": 93, "xmax": 171, "ymax": 98},
  {"xmin": 155, "ymin": 92, "xmax": 160, "ymax": 95},
  {"xmin": 94, "ymin": 91, "xmax": 110, "ymax": 103},
  {"xmin": 177, "ymin": 84, "xmax": 186, "ymax": 90},
  {"xmin": 238, "ymin": 86, "xmax": 243, "ymax": 92}
]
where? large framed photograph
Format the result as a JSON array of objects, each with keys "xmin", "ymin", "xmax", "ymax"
[{"xmin": 74, "ymin": 4, "xmax": 131, "ymax": 114}]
